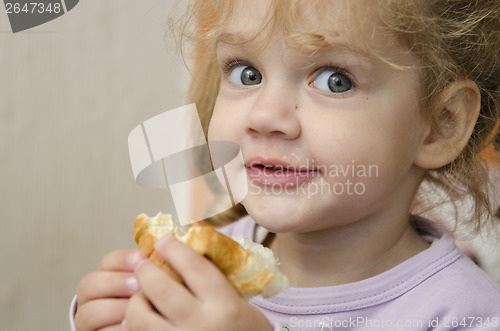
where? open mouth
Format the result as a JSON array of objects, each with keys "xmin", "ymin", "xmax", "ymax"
[
  {"xmin": 246, "ymin": 159, "xmax": 319, "ymax": 186},
  {"xmin": 255, "ymin": 164, "xmax": 291, "ymax": 172}
]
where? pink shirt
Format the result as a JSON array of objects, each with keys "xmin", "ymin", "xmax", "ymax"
[{"xmin": 221, "ymin": 216, "xmax": 500, "ymax": 331}]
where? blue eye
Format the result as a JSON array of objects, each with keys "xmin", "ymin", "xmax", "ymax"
[
  {"xmin": 229, "ymin": 65, "xmax": 262, "ymax": 86},
  {"xmin": 313, "ymin": 70, "xmax": 353, "ymax": 93}
]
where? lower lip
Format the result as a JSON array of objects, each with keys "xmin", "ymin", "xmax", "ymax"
[{"xmin": 246, "ymin": 166, "xmax": 318, "ymax": 187}]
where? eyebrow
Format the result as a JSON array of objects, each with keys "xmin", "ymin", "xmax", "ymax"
[
  {"xmin": 321, "ymin": 43, "xmax": 376, "ymax": 61},
  {"xmin": 218, "ymin": 31, "xmax": 375, "ymax": 60},
  {"xmin": 218, "ymin": 32, "xmax": 262, "ymax": 46}
]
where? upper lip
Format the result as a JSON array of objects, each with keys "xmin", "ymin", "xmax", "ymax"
[{"xmin": 245, "ymin": 157, "xmax": 317, "ymax": 172}]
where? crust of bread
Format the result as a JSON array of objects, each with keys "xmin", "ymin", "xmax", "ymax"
[
  {"xmin": 132, "ymin": 213, "xmax": 287, "ymax": 298},
  {"xmin": 133, "ymin": 215, "xmax": 182, "ymax": 283},
  {"xmin": 182, "ymin": 225, "xmax": 248, "ymax": 275}
]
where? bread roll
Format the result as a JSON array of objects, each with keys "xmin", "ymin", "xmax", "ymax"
[{"xmin": 133, "ymin": 213, "xmax": 288, "ymax": 299}]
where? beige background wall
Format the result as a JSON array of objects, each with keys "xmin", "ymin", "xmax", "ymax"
[{"xmin": 0, "ymin": 1, "xmax": 188, "ymax": 330}]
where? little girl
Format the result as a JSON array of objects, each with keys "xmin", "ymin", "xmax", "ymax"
[{"xmin": 72, "ymin": 0, "xmax": 500, "ymax": 330}]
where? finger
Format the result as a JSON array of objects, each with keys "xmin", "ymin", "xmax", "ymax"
[
  {"xmin": 119, "ymin": 320, "xmax": 128, "ymax": 331},
  {"xmin": 74, "ymin": 298, "xmax": 128, "ymax": 331},
  {"xmin": 135, "ymin": 260, "xmax": 197, "ymax": 323},
  {"xmin": 126, "ymin": 292, "xmax": 173, "ymax": 331},
  {"xmin": 97, "ymin": 249, "xmax": 147, "ymax": 272},
  {"xmin": 77, "ymin": 271, "xmax": 139, "ymax": 306},
  {"xmin": 154, "ymin": 235, "xmax": 235, "ymax": 298}
]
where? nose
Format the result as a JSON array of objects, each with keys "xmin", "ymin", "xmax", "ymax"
[{"xmin": 244, "ymin": 87, "xmax": 301, "ymax": 139}]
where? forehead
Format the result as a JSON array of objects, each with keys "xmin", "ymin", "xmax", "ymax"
[{"xmin": 218, "ymin": 0, "xmax": 385, "ymax": 55}]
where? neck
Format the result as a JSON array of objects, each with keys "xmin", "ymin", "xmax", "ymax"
[{"xmin": 269, "ymin": 214, "xmax": 430, "ymax": 288}]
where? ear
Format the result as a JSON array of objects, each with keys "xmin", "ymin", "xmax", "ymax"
[{"xmin": 415, "ymin": 80, "xmax": 481, "ymax": 169}]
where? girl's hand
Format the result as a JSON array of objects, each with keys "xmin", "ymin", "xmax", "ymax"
[
  {"xmin": 124, "ymin": 236, "xmax": 273, "ymax": 331},
  {"xmin": 74, "ymin": 249, "xmax": 147, "ymax": 331}
]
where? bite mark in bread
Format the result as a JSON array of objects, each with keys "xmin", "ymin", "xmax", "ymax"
[{"xmin": 133, "ymin": 213, "xmax": 288, "ymax": 299}]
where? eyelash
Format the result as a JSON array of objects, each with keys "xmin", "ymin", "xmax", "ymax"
[
  {"xmin": 220, "ymin": 58, "xmax": 357, "ymax": 89},
  {"xmin": 312, "ymin": 65, "xmax": 357, "ymax": 88},
  {"xmin": 221, "ymin": 58, "xmax": 253, "ymax": 75}
]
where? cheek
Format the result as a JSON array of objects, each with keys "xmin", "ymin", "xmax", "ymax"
[
  {"xmin": 207, "ymin": 103, "xmax": 227, "ymax": 142},
  {"xmin": 304, "ymin": 111, "xmax": 416, "ymax": 179},
  {"xmin": 207, "ymin": 115, "xmax": 219, "ymax": 142},
  {"xmin": 304, "ymin": 116, "xmax": 365, "ymax": 162},
  {"xmin": 208, "ymin": 97, "xmax": 249, "ymax": 142}
]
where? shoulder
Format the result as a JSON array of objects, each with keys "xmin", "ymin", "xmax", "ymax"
[
  {"xmin": 424, "ymin": 255, "xmax": 500, "ymax": 310},
  {"xmin": 394, "ymin": 242, "xmax": 500, "ymax": 330},
  {"xmin": 406, "ymin": 255, "xmax": 500, "ymax": 329},
  {"xmin": 406, "ymin": 219, "xmax": 500, "ymax": 316}
]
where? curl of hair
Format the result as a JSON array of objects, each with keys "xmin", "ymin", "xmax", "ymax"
[{"xmin": 375, "ymin": 0, "xmax": 500, "ymax": 233}]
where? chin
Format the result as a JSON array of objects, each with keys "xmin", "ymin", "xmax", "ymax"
[{"xmin": 243, "ymin": 203, "xmax": 308, "ymax": 234}]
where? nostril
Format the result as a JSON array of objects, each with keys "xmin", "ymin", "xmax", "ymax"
[{"xmin": 246, "ymin": 127, "xmax": 259, "ymax": 135}]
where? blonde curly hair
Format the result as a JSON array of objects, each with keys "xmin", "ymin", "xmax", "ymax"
[{"xmin": 173, "ymin": 0, "xmax": 500, "ymax": 231}]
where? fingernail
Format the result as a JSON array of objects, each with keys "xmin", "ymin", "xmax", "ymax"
[
  {"xmin": 126, "ymin": 276, "xmax": 139, "ymax": 292},
  {"xmin": 121, "ymin": 319, "xmax": 128, "ymax": 330},
  {"xmin": 155, "ymin": 235, "xmax": 173, "ymax": 250},
  {"xmin": 126, "ymin": 251, "xmax": 146, "ymax": 269}
]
